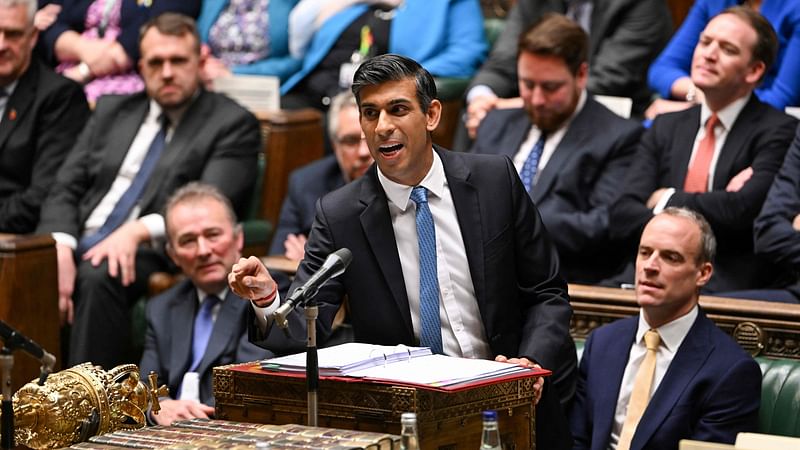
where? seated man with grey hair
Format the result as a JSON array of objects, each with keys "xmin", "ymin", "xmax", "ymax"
[
  {"xmin": 140, "ymin": 182, "xmax": 270, "ymax": 425},
  {"xmin": 269, "ymin": 90, "xmax": 373, "ymax": 262},
  {"xmin": 571, "ymin": 207, "xmax": 761, "ymax": 450}
]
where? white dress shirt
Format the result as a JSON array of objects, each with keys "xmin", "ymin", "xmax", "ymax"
[
  {"xmin": 53, "ymin": 100, "xmax": 184, "ymax": 248},
  {"xmin": 608, "ymin": 305, "xmax": 699, "ymax": 449},
  {"xmin": 653, "ymin": 95, "xmax": 750, "ymax": 213},
  {"xmin": 255, "ymin": 152, "xmax": 492, "ymax": 359},
  {"xmin": 378, "ymin": 151, "xmax": 491, "ymax": 359},
  {"xmin": 512, "ymin": 90, "xmax": 587, "ymax": 186}
]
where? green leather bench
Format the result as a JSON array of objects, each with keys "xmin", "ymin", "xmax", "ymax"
[{"xmin": 573, "ymin": 340, "xmax": 800, "ymax": 437}]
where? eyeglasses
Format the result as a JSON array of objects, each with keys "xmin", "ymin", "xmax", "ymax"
[{"xmin": 336, "ymin": 134, "xmax": 367, "ymax": 149}]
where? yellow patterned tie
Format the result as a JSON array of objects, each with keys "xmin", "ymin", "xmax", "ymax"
[{"xmin": 618, "ymin": 329, "xmax": 661, "ymax": 450}]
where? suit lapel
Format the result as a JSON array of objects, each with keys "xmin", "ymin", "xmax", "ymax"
[
  {"xmin": 0, "ymin": 62, "xmax": 37, "ymax": 150},
  {"xmin": 711, "ymin": 96, "xmax": 760, "ymax": 189},
  {"xmin": 631, "ymin": 312, "xmax": 713, "ymax": 450},
  {"xmin": 358, "ymin": 169, "xmax": 414, "ymax": 333},
  {"xmin": 439, "ymin": 149, "xmax": 487, "ymax": 311},
  {"xmin": 532, "ymin": 100, "xmax": 596, "ymax": 203},
  {"xmin": 168, "ymin": 284, "xmax": 197, "ymax": 389},
  {"xmin": 593, "ymin": 319, "xmax": 638, "ymax": 449},
  {"xmin": 140, "ymin": 90, "xmax": 209, "ymax": 209},
  {"xmin": 195, "ymin": 290, "xmax": 242, "ymax": 376},
  {"xmin": 671, "ymin": 106, "xmax": 702, "ymax": 187},
  {"xmin": 499, "ymin": 111, "xmax": 531, "ymax": 159}
]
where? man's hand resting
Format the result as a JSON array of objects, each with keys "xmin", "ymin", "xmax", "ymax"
[
  {"xmin": 152, "ymin": 399, "xmax": 215, "ymax": 426},
  {"xmin": 495, "ymin": 354, "xmax": 544, "ymax": 405}
]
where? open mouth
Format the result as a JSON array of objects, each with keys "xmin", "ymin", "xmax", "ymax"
[{"xmin": 379, "ymin": 143, "xmax": 403, "ymax": 156}]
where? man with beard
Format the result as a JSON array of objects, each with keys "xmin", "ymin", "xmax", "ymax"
[
  {"xmin": 608, "ymin": 7, "xmax": 797, "ymax": 293},
  {"xmin": 470, "ymin": 14, "xmax": 642, "ymax": 284},
  {"xmin": 37, "ymin": 12, "xmax": 261, "ymax": 369}
]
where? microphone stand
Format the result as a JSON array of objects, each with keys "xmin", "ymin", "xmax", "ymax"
[
  {"xmin": 0, "ymin": 346, "xmax": 14, "ymax": 450},
  {"xmin": 305, "ymin": 298, "xmax": 319, "ymax": 427}
]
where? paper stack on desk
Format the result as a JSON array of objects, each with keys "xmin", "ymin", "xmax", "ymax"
[{"xmin": 260, "ymin": 342, "xmax": 547, "ymax": 390}]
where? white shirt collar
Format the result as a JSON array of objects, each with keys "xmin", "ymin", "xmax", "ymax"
[
  {"xmin": 195, "ymin": 287, "xmax": 229, "ymax": 306},
  {"xmin": 700, "ymin": 93, "xmax": 750, "ymax": 131},
  {"xmin": 377, "ymin": 149, "xmax": 446, "ymax": 212},
  {"xmin": 636, "ymin": 304, "xmax": 698, "ymax": 353}
]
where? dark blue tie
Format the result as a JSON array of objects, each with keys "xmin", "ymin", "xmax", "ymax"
[
  {"xmin": 190, "ymin": 294, "xmax": 220, "ymax": 371},
  {"xmin": 410, "ymin": 186, "xmax": 443, "ymax": 354},
  {"xmin": 77, "ymin": 116, "xmax": 169, "ymax": 255},
  {"xmin": 520, "ymin": 132, "xmax": 547, "ymax": 192}
]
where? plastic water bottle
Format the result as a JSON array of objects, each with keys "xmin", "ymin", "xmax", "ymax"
[
  {"xmin": 480, "ymin": 410, "xmax": 502, "ymax": 450},
  {"xmin": 400, "ymin": 412, "xmax": 420, "ymax": 450}
]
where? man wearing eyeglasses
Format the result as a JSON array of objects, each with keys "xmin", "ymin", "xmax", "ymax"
[{"xmin": 269, "ymin": 90, "xmax": 373, "ymax": 262}]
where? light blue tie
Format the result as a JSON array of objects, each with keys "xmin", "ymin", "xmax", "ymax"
[
  {"xmin": 77, "ymin": 115, "xmax": 169, "ymax": 255},
  {"xmin": 190, "ymin": 294, "xmax": 220, "ymax": 371},
  {"xmin": 520, "ymin": 132, "xmax": 547, "ymax": 192},
  {"xmin": 410, "ymin": 186, "xmax": 443, "ymax": 354}
]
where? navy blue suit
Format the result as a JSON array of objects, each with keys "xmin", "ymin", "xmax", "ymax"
[
  {"xmin": 570, "ymin": 309, "xmax": 761, "ymax": 450},
  {"xmin": 140, "ymin": 279, "xmax": 271, "ymax": 406},
  {"xmin": 609, "ymin": 96, "xmax": 797, "ymax": 292},
  {"xmin": 269, "ymin": 155, "xmax": 346, "ymax": 255},
  {"xmin": 470, "ymin": 99, "xmax": 642, "ymax": 284},
  {"xmin": 754, "ymin": 124, "xmax": 800, "ymax": 298}
]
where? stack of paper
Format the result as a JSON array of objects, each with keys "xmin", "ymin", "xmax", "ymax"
[
  {"xmin": 259, "ymin": 343, "xmax": 545, "ymax": 390},
  {"xmin": 260, "ymin": 342, "xmax": 431, "ymax": 376}
]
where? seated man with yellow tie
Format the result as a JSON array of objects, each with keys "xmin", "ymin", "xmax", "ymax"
[
  {"xmin": 570, "ymin": 207, "xmax": 761, "ymax": 450},
  {"xmin": 139, "ymin": 182, "xmax": 270, "ymax": 425},
  {"xmin": 607, "ymin": 6, "xmax": 797, "ymax": 293}
]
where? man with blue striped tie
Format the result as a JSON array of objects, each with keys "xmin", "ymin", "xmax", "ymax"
[{"xmin": 230, "ymin": 53, "xmax": 576, "ymax": 449}]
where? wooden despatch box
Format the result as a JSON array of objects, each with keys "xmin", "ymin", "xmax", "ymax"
[{"xmin": 213, "ymin": 362, "xmax": 537, "ymax": 449}]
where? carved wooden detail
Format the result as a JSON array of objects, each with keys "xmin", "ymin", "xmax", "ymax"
[{"xmin": 569, "ymin": 284, "xmax": 800, "ymax": 360}]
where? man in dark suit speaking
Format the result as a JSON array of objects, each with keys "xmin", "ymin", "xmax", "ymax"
[
  {"xmin": 470, "ymin": 14, "xmax": 642, "ymax": 284},
  {"xmin": 571, "ymin": 208, "xmax": 761, "ymax": 450},
  {"xmin": 37, "ymin": 13, "xmax": 261, "ymax": 369},
  {"xmin": 229, "ymin": 53, "xmax": 576, "ymax": 449}
]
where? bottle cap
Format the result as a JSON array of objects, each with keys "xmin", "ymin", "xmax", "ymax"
[
  {"xmin": 482, "ymin": 410, "xmax": 498, "ymax": 421},
  {"xmin": 401, "ymin": 412, "xmax": 417, "ymax": 423}
]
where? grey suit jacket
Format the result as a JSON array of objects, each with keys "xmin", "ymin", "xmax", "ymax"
[
  {"xmin": 471, "ymin": 98, "xmax": 642, "ymax": 283},
  {"xmin": 469, "ymin": 0, "xmax": 671, "ymax": 114},
  {"xmin": 140, "ymin": 279, "xmax": 271, "ymax": 406},
  {"xmin": 37, "ymin": 89, "xmax": 261, "ymax": 238}
]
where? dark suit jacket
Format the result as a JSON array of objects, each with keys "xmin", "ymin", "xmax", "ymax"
[
  {"xmin": 609, "ymin": 96, "xmax": 798, "ymax": 292},
  {"xmin": 470, "ymin": 99, "xmax": 642, "ymax": 284},
  {"xmin": 269, "ymin": 155, "xmax": 346, "ymax": 255},
  {"xmin": 139, "ymin": 279, "xmax": 271, "ymax": 406},
  {"xmin": 0, "ymin": 59, "xmax": 89, "ymax": 233},
  {"xmin": 469, "ymin": 0, "xmax": 671, "ymax": 115},
  {"xmin": 253, "ymin": 147, "xmax": 576, "ymax": 400},
  {"xmin": 252, "ymin": 148, "xmax": 576, "ymax": 448},
  {"xmin": 754, "ymin": 124, "xmax": 800, "ymax": 296},
  {"xmin": 37, "ymin": 89, "xmax": 261, "ymax": 238},
  {"xmin": 570, "ymin": 309, "xmax": 761, "ymax": 450}
]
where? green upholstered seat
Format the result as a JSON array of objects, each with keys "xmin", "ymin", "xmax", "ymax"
[{"xmin": 756, "ymin": 357, "xmax": 800, "ymax": 437}]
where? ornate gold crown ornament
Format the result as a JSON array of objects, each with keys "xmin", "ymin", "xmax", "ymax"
[{"xmin": 3, "ymin": 363, "xmax": 167, "ymax": 449}]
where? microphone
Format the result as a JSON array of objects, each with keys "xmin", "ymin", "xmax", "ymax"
[
  {"xmin": 0, "ymin": 320, "xmax": 56, "ymax": 384},
  {"xmin": 272, "ymin": 248, "xmax": 353, "ymax": 329}
]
